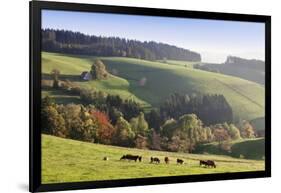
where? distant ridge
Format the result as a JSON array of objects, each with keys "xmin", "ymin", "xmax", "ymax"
[
  {"xmin": 225, "ymin": 56, "xmax": 264, "ymax": 71},
  {"xmin": 197, "ymin": 56, "xmax": 265, "ymax": 85},
  {"xmin": 42, "ymin": 29, "xmax": 201, "ymax": 62}
]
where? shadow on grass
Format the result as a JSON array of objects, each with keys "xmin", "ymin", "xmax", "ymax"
[
  {"xmin": 42, "ymin": 89, "xmax": 82, "ymax": 104},
  {"xmin": 43, "ymin": 73, "xmax": 85, "ymax": 82}
]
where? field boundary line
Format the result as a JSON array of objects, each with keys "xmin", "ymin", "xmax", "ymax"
[{"xmin": 214, "ymin": 78, "xmax": 263, "ymax": 108}]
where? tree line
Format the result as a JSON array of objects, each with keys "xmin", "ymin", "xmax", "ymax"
[
  {"xmin": 42, "ymin": 29, "xmax": 201, "ymax": 61},
  {"xmin": 41, "ymin": 60, "xmax": 257, "ymax": 153},
  {"xmin": 160, "ymin": 93, "xmax": 233, "ymax": 125},
  {"xmin": 42, "ymin": 82, "xmax": 256, "ymax": 153}
]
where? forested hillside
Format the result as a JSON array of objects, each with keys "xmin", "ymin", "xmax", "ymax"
[
  {"xmin": 195, "ymin": 56, "xmax": 265, "ymax": 85},
  {"xmin": 42, "ymin": 29, "xmax": 201, "ymax": 61}
]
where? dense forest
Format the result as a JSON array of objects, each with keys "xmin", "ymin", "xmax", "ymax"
[
  {"xmin": 42, "ymin": 29, "xmax": 201, "ymax": 61},
  {"xmin": 160, "ymin": 93, "xmax": 233, "ymax": 125}
]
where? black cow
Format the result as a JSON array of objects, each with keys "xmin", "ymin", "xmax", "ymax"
[
  {"xmin": 164, "ymin": 157, "xmax": 170, "ymax": 164},
  {"xmin": 150, "ymin": 157, "xmax": 160, "ymax": 164},
  {"xmin": 206, "ymin": 160, "xmax": 216, "ymax": 168},
  {"xmin": 200, "ymin": 160, "xmax": 216, "ymax": 168},
  {"xmin": 177, "ymin": 158, "xmax": 184, "ymax": 164},
  {"xmin": 200, "ymin": 160, "xmax": 207, "ymax": 166},
  {"xmin": 120, "ymin": 154, "xmax": 140, "ymax": 162}
]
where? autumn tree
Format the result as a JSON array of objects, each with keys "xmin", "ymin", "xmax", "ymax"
[
  {"xmin": 240, "ymin": 120, "xmax": 255, "ymax": 138},
  {"xmin": 167, "ymin": 134, "xmax": 193, "ymax": 153},
  {"xmin": 212, "ymin": 124, "xmax": 230, "ymax": 143},
  {"xmin": 135, "ymin": 134, "xmax": 148, "ymax": 149},
  {"xmin": 227, "ymin": 124, "xmax": 241, "ymax": 140},
  {"xmin": 150, "ymin": 129, "xmax": 162, "ymax": 150},
  {"xmin": 42, "ymin": 95, "xmax": 53, "ymax": 107},
  {"xmin": 114, "ymin": 116, "xmax": 135, "ymax": 147},
  {"xmin": 130, "ymin": 112, "xmax": 149, "ymax": 136},
  {"xmin": 205, "ymin": 126, "xmax": 214, "ymax": 142},
  {"xmin": 219, "ymin": 140, "xmax": 232, "ymax": 153},
  {"xmin": 160, "ymin": 118, "xmax": 177, "ymax": 139},
  {"xmin": 51, "ymin": 69, "xmax": 60, "ymax": 89},
  {"xmin": 91, "ymin": 110, "xmax": 116, "ymax": 144},
  {"xmin": 90, "ymin": 60, "xmax": 108, "ymax": 80},
  {"xmin": 41, "ymin": 105, "xmax": 67, "ymax": 137},
  {"xmin": 79, "ymin": 107, "xmax": 98, "ymax": 142},
  {"xmin": 161, "ymin": 114, "xmax": 207, "ymax": 153}
]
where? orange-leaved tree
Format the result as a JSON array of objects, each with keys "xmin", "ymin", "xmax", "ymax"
[{"xmin": 91, "ymin": 110, "xmax": 116, "ymax": 145}]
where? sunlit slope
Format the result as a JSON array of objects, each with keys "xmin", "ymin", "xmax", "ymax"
[
  {"xmin": 42, "ymin": 134, "xmax": 264, "ymax": 183},
  {"xmin": 100, "ymin": 57, "xmax": 265, "ymax": 121},
  {"xmin": 42, "ymin": 52, "xmax": 150, "ymax": 107},
  {"xmin": 42, "ymin": 52, "xmax": 265, "ymax": 121}
]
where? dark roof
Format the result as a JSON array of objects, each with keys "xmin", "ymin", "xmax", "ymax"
[{"xmin": 81, "ymin": 71, "xmax": 88, "ymax": 77}]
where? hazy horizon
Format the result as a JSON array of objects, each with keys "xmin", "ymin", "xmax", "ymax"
[{"xmin": 42, "ymin": 10, "xmax": 265, "ymax": 63}]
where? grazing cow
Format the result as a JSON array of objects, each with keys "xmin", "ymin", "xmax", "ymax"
[
  {"xmin": 150, "ymin": 157, "xmax": 160, "ymax": 164},
  {"xmin": 120, "ymin": 154, "xmax": 129, "ymax": 161},
  {"xmin": 206, "ymin": 160, "xmax": 216, "ymax": 168},
  {"xmin": 103, "ymin": 156, "xmax": 109, "ymax": 161},
  {"xmin": 200, "ymin": 160, "xmax": 216, "ymax": 168},
  {"xmin": 120, "ymin": 154, "xmax": 140, "ymax": 162},
  {"xmin": 138, "ymin": 156, "xmax": 142, "ymax": 162},
  {"xmin": 199, "ymin": 160, "xmax": 208, "ymax": 167},
  {"xmin": 177, "ymin": 158, "xmax": 184, "ymax": 164},
  {"xmin": 164, "ymin": 157, "xmax": 170, "ymax": 164}
]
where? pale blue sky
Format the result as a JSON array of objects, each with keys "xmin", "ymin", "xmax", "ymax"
[{"xmin": 42, "ymin": 10, "xmax": 265, "ymax": 63}]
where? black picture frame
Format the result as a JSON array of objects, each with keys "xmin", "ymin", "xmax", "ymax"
[{"xmin": 30, "ymin": 1, "xmax": 271, "ymax": 192}]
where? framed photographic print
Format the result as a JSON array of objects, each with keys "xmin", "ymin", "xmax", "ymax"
[{"xmin": 30, "ymin": 1, "xmax": 271, "ymax": 192}]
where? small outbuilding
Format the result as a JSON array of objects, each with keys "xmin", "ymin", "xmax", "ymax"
[{"xmin": 80, "ymin": 71, "xmax": 92, "ymax": 81}]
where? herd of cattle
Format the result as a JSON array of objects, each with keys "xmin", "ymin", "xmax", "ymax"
[{"xmin": 103, "ymin": 154, "xmax": 216, "ymax": 168}]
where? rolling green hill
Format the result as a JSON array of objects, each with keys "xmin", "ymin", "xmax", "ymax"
[
  {"xmin": 201, "ymin": 56, "xmax": 265, "ymax": 85},
  {"xmin": 42, "ymin": 52, "xmax": 265, "ymax": 121},
  {"xmin": 157, "ymin": 59, "xmax": 200, "ymax": 68},
  {"xmin": 42, "ymin": 52, "xmax": 150, "ymax": 108},
  {"xmin": 42, "ymin": 134, "xmax": 264, "ymax": 183}
]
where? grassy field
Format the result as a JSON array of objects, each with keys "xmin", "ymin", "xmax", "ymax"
[
  {"xmin": 157, "ymin": 59, "xmax": 200, "ymax": 67},
  {"xmin": 42, "ymin": 134, "xmax": 265, "ymax": 183},
  {"xmin": 42, "ymin": 52, "xmax": 150, "ymax": 108},
  {"xmin": 42, "ymin": 52, "xmax": 265, "ymax": 121},
  {"xmin": 195, "ymin": 138, "xmax": 265, "ymax": 160}
]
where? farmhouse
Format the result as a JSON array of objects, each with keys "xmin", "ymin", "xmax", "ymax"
[{"xmin": 80, "ymin": 71, "xmax": 92, "ymax": 81}]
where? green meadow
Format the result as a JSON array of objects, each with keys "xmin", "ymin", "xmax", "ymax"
[{"xmin": 42, "ymin": 134, "xmax": 264, "ymax": 183}]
